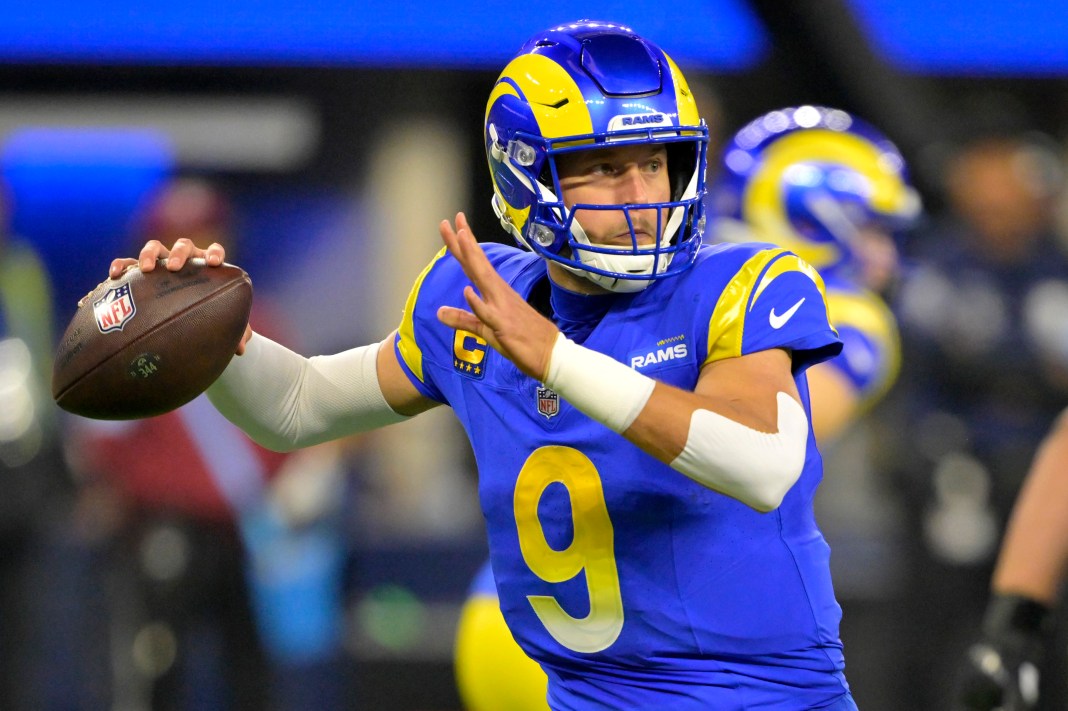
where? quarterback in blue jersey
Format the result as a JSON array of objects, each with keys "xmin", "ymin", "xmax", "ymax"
[
  {"xmin": 454, "ymin": 105, "xmax": 922, "ymax": 710},
  {"xmin": 113, "ymin": 20, "xmax": 857, "ymax": 711}
]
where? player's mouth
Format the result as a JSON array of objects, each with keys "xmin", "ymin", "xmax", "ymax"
[{"xmin": 604, "ymin": 227, "xmax": 656, "ymax": 249}]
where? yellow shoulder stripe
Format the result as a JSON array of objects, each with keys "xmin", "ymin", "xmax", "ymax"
[
  {"xmin": 397, "ymin": 247, "xmax": 449, "ymax": 383},
  {"xmin": 705, "ymin": 249, "xmax": 832, "ymax": 366}
]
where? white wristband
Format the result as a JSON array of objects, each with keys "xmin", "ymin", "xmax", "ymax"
[{"xmin": 544, "ymin": 333, "xmax": 655, "ymax": 433}]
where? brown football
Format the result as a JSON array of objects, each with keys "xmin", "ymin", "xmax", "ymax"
[{"xmin": 52, "ymin": 259, "xmax": 252, "ymax": 420}]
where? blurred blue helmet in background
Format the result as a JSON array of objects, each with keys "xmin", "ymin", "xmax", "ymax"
[{"xmin": 708, "ymin": 105, "xmax": 921, "ymax": 279}]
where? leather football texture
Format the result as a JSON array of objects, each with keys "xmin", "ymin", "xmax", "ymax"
[{"xmin": 52, "ymin": 259, "xmax": 252, "ymax": 420}]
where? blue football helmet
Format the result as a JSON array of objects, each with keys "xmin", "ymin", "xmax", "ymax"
[
  {"xmin": 485, "ymin": 20, "xmax": 709, "ymax": 292},
  {"xmin": 708, "ymin": 106, "xmax": 921, "ymax": 278}
]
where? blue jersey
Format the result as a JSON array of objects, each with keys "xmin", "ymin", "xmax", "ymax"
[
  {"xmin": 822, "ymin": 273, "xmax": 901, "ymax": 410},
  {"xmin": 395, "ymin": 241, "xmax": 846, "ymax": 710}
]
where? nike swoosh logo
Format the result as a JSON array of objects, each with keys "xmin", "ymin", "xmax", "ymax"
[{"xmin": 769, "ymin": 298, "xmax": 806, "ymax": 329}]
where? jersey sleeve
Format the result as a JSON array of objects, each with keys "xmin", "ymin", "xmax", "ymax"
[
  {"xmin": 392, "ymin": 247, "xmax": 451, "ymax": 404},
  {"xmin": 391, "ymin": 244, "xmax": 523, "ymax": 406},
  {"xmin": 704, "ymin": 247, "xmax": 842, "ymax": 373}
]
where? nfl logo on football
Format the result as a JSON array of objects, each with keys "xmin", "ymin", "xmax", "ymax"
[
  {"xmin": 94, "ymin": 283, "xmax": 137, "ymax": 333},
  {"xmin": 537, "ymin": 386, "xmax": 559, "ymax": 420}
]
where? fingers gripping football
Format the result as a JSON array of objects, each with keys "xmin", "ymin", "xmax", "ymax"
[
  {"xmin": 106, "ymin": 239, "xmax": 250, "ymax": 356},
  {"xmin": 436, "ymin": 213, "xmax": 558, "ymax": 382},
  {"xmin": 109, "ymin": 238, "xmax": 227, "ymax": 279}
]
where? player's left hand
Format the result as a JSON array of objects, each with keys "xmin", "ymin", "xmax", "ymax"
[
  {"xmin": 957, "ymin": 595, "xmax": 1049, "ymax": 711},
  {"xmin": 959, "ymin": 639, "xmax": 1040, "ymax": 710},
  {"xmin": 437, "ymin": 212, "xmax": 559, "ymax": 381}
]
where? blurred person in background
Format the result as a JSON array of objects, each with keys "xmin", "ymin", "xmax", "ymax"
[
  {"xmin": 886, "ymin": 125, "xmax": 1068, "ymax": 710},
  {"xmin": 453, "ymin": 104, "xmax": 923, "ymax": 711},
  {"xmin": 958, "ymin": 407, "xmax": 1068, "ymax": 710},
  {"xmin": 0, "ymin": 178, "xmax": 76, "ymax": 709},
  {"xmin": 68, "ymin": 177, "xmax": 351, "ymax": 711},
  {"xmin": 117, "ymin": 20, "xmax": 864, "ymax": 710}
]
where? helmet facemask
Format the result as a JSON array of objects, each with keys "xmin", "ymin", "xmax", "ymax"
[{"xmin": 491, "ymin": 125, "xmax": 708, "ymax": 293}]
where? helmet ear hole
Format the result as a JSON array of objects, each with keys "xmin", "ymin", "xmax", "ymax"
[{"xmin": 666, "ymin": 143, "xmax": 697, "ymax": 202}]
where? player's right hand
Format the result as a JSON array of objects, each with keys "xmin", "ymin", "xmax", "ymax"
[
  {"xmin": 957, "ymin": 595, "xmax": 1049, "ymax": 711},
  {"xmin": 107, "ymin": 238, "xmax": 251, "ymax": 354},
  {"xmin": 108, "ymin": 237, "xmax": 226, "ymax": 279}
]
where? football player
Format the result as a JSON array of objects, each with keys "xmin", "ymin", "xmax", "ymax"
[
  {"xmin": 114, "ymin": 20, "xmax": 859, "ymax": 710},
  {"xmin": 453, "ymin": 104, "xmax": 923, "ymax": 711},
  {"xmin": 958, "ymin": 408, "xmax": 1068, "ymax": 711}
]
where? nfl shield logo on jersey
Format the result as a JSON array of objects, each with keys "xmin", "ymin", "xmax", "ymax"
[
  {"xmin": 93, "ymin": 283, "xmax": 137, "ymax": 333},
  {"xmin": 536, "ymin": 386, "xmax": 559, "ymax": 420}
]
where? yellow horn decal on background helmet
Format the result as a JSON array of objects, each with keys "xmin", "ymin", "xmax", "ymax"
[{"xmin": 744, "ymin": 129, "xmax": 910, "ymax": 268}]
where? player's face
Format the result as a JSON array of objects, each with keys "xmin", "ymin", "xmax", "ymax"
[{"xmin": 556, "ymin": 144, "xmax": 671, "ymax": 248}]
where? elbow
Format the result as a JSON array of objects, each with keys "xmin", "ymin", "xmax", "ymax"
[
  {"xmin": 671, "ymin": 456, "xmax": 803, "ymax": 513},
  {"xmin": 670, "ymin": 392, "xmax": 810, "ymax": 512},
  {"xmin": 743, "ymin": 465, "xmax": 802, "ymax": 513}
]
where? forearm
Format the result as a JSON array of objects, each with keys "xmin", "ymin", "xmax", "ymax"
[
  {"xmin": 992, "ymin": 416, "xmax": 1068, "ymax": 605},
  {"xmin": 544, "ymin": 335, "xmax": 806, "ymax": 512},
  {"xmin": 206, "ymin": 332, "xmax": 409, "ymax": 451}
]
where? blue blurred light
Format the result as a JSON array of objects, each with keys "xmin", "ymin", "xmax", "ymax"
[
  {"xmin": 848, "ymin": 0, "xmax": 1068, "ymax": 75},
  {"xmin": 0, "ymin": 1, "xmax": 767, "ymax": 71},
  {"xmin": 1, "ymin": 128, "xmax": 173, "ymax": 314}
]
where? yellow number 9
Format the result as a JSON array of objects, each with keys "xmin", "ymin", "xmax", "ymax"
[{"xmin": 513, "ymin": 446, "xmax": 623, "ymax": 653}]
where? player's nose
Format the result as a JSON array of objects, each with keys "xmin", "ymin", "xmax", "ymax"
[{"xmin": 617, "ymin": 164, "xmax": 650, "ymax": 203}]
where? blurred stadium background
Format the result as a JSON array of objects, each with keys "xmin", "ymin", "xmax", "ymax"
[{"xmin": 3, "ymin": 1, "xmax": 1068, "ymax": 710}]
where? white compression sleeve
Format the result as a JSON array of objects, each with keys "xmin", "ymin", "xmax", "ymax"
[
  {"xmin": 543, "ymin": 333, "xmax": 656, "ymax": 434},
  {"xmin": 206, "ymin": 334, "xmax": 409, "ymax": 452},
  {"xmin": 544, "ymin": 334, "xmax": 807, "ymax": 512},
  {"xmin": 670, "ymin": 392, "xmax": 809, "ymax": 512}
]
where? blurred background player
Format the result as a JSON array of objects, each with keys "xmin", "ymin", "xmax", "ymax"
[
  {"xmin": 454, "ymin": 562, "xmax": 548, "ymax": 711},
  {"xmin": 453, "ymin": 105, "xmax": 921, "ymax": 711},
  {"xmin": 705, "ymin": 107, "xmax": 922, "ymax": 709},
  {"xmin": 67, "ymin": 176, "xmax": 351, "ymax": 711},
  {"xmin": 886, "ymin": 124, "xmax": 1068, "ymax": 711},
  {"xmin": 958, "ymin": 407, "xmax": 1068, "ymax": 710},
  {"xmin": 707, "ymin": 105, "xmax": 920, "ymax": 441}
]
